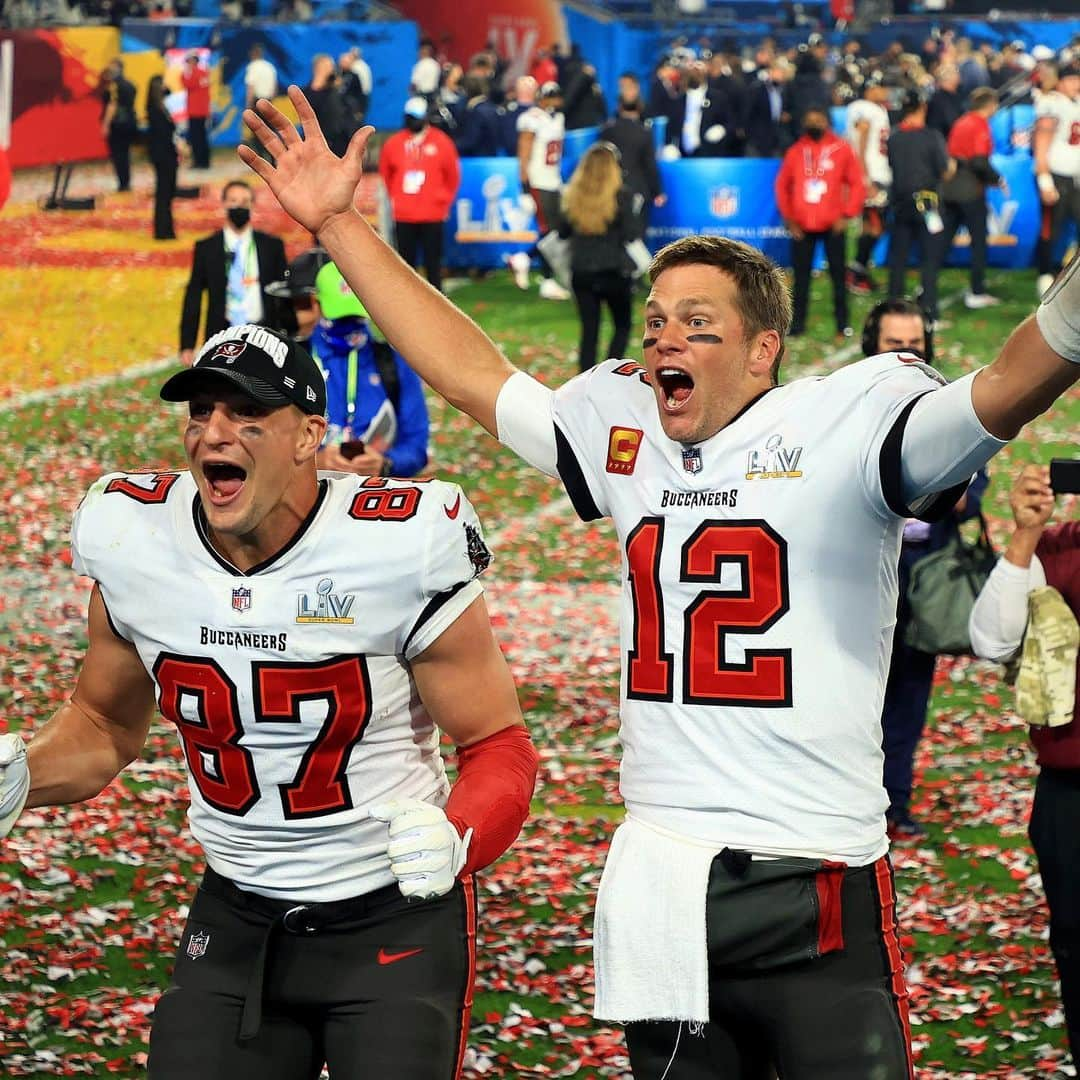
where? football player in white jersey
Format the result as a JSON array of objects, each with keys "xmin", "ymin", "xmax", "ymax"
[
  {"xmin": 0, "ymin": 326, "xmax": 539, "ymax": 1079},
  {"xmin": 235, "ymin": 86, "xmax": 1080, "ymax": 1079},
  {"xmin": 845, "ymin": 77, "xmax": 892, "ymax": 294},
  {"xmin": 1034, "ymin": 62, "xmax": 1080, "ymax": 299},
  {"xmin": 509, "ymin": 80, "xmax": 572, "ymax": 300}
]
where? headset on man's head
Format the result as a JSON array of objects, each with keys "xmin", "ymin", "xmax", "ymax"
[{"xmin": 860, "ymin": 298, "xmax": 934, "ymax": 365}]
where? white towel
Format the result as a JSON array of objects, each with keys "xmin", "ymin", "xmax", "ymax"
[{"xmin": 593, "ymin": 815, "xmax": 720, "ymax": 1023}]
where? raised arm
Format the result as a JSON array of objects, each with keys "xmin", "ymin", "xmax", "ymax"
[
  {"xmin": 970, "ymin": 254, "xmax": 1080, "ymax": 439},
  {"xmin": 238, "ymin": 87, "xmax": 517, "ymax": 437}
]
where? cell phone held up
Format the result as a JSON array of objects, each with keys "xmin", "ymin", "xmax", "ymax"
[
  {"xmin": 1049, "ymin": 458, "xmax": 1080, "ymax": 495},
  {"xmin": 339, "ymin": 440, "xmax": 366, "ymax": 460}
]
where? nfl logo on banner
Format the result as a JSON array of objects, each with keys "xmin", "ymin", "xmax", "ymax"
[
  {"xmin": 710, "ymin": 186, "xmax": 739, "ymax": 219},
  {"xmin": 682, "ymin": 447, "xmax": 703, "ymax": 474},
  {"xmin": 232, "ymin": 587, "xmax": 252, "ymax": 613},
  {"xmin": 186, "ymin": 929, "xmax": 210, "ymax": 960}
]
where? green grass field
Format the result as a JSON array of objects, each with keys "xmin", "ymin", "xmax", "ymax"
[{"xmin": 0, "ymin": 259, "xmax": 1077, "ymax": 1079}]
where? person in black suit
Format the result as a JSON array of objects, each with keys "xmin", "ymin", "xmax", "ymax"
[
  {"xmin": 666, "ymin": 62, "xmax": 737, "ymax": 158},
  {"xmin": 744, "ymin": 61, "xmax": 793, "ymax": 157},
  {"xmin": 601, "ymin": 75, "xmax": 664, "ymax": 238},
  {"xmin": 179, "ymin": 180, "xmax": 293, "ymax": 365},
  {"xmin": 99, "ymin": 59, "xmax": 137, "ymax": 192},
  {"xmin": 146, "ymin": 74, "xmax": 180, "ymax": 240}
]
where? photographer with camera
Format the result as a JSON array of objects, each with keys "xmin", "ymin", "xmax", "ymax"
[
  {"xmin": 309, "ymin": 261, "xmax": 430, "ymax": 478},
  {"xmin": 970, "ymin": 460, "xmax": 1080, "ymax": 1065}
]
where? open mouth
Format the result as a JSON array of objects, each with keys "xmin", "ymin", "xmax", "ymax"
[
  {"xmin": 656, "ymin": 367, "xmax": 695, "ymax": 410},
  {"xmin": 203, "ymin": 462, "xmax": 247, "ymax": 504}
]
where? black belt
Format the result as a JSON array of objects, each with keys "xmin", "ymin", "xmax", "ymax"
[{"xmin": 199, "ymin": 868, "xmax": 402, "ymax": 1040}]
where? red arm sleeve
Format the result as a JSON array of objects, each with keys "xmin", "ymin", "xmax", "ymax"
[{"xmin": 445, "ymin": 725, "xmax": 539, "ymax": 876}]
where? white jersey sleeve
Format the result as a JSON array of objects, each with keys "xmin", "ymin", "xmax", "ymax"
[
  {"xmin": 969, "ymin": 554, "xmax": 1047, "ymax": 662},
  {"xmin": 398, "ymin": 481, "xmax": 490, "ymax": 659}
]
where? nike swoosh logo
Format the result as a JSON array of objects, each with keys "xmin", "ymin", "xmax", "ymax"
[
  {"xmin": 378, "ymin": 947, "xmax": 423, "ymax": 966},
  {"xmin": 444, "ymin": 494, "xmax": 461, "ymax": 520}
]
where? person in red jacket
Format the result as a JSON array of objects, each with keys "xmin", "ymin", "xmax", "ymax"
[
  {"xmin": 942, "ymin": 87, "xmax": 1004, "ymax": 310},
  {"xmin": 775, "ymin": 106, "xmax": 865, "ymax": 338},
  {"xmin": 378, "ymin": 97, "xmax": 461, "ymax": 294},
  {"xmin": 181, "ymin": 51, "xmax": 212, "ymax": 169}
]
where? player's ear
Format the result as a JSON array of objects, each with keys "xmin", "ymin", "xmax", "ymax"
[
  {"xmin": 296, "ymin": 413, "xmax": 327, "ymax": 463},
  {"xmin": 747, "ymin": 328, "xmax": 781, "ymax": 381}
]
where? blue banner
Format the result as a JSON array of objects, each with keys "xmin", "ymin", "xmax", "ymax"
[
  {"xmin": 444, "ymin": 157, "xmax": 538, "ymax": 270},
  {"xmin": 647, "ymin": 159, "xmax": 789, "ymax": 265}
]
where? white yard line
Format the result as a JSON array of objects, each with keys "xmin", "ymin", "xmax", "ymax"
[{"xmin": 1, "ymin": 358, "xmax": 176, "ymax": 413}]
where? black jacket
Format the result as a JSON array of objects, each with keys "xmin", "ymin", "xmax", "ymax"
[
  {"xmin": 601, "ymin": 115, "xmax": 662, "ymax": 202},
  {"xmin": 147, "ymin": 104, "xmax": 178, "ymax": 166},
  {"xmin": 179, "ymin": 230, "xmax": 294, "ymax": 351},
  {"xmin": 667, "ymin": 89, "xmax": 737, "ymax": 157},
  {"xmin": 557, "ymin": 188, "xmax": 636, "ymax": 275},
  {"xmin": 743, "ymin": 79, "xmax": 792, "ymax": 156},
  {"xmin": 454, "ymin": 97, "xmax": 503, "ymax": 157},
  {"xmin": 926, "ymin": 88, "xmax": 964, "ymax": 140}
]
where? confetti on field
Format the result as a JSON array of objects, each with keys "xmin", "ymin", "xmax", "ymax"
[{"xmin": 0, "ymin": 171, "xmax": 1075, "ymax": 1077}]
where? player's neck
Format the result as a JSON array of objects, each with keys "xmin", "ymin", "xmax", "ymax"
[{"xmin": 203, "ymin": 479, "xmax": 322, "ymax": 572}]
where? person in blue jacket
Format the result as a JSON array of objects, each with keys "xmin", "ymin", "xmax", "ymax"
[{"xmin": 311, "ymin": 261, "xmax": 431, "ymax": 477}]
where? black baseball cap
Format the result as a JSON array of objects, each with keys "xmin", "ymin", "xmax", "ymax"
[
  {"xmin": 265, "ymin": 247, "xmax": 332, "ymax": 299},
  {"xmin": 160, "ymin": 325, "xmax": 327, "ymax": 416}
]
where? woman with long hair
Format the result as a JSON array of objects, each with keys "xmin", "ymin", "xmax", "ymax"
[
  {"xmin": 146, "ymin": 74, "xmax": 179, "ymax": 240},
  {"xmin": 558, "ymin": 141, "xmax": 636, "ymax": 372}
]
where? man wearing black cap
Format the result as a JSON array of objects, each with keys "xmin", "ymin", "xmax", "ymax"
[
  {"xmin": 0, "ymin": 324, "xmax": 538, "ymax": 1078},
  {"xmin": 265, "ymin": 245, "xmax": 332, "ymax": 342}
]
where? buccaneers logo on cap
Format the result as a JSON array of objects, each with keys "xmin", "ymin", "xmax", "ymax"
[{"xmin": 210, "ymin": 341, "xmax": 247, "ymax": 363}]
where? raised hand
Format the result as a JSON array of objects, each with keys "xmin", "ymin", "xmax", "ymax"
[
  {"xmin": 1009, "ymin": 464, "xmax": 1055, "ymax": 532},
  {"xmin": 237, "ymin": 85, "xmax": 374, "ymax": 237}
]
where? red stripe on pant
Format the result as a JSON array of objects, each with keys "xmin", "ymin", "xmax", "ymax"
[
  {"xmin": 873, "ymin": 857, "xmax": 915, "ymax": 1080},
  {"xmin": 452, "ymin": 876, "xmax": 478, "ymax": 1079},
  {"xmin": 815, "ymin": 861, "xmax": 846, "ymax": 955}
]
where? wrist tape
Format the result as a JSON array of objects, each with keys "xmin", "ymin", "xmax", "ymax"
[
  {"xmin": 1036, "ymin": 173, "xmax": 1056, "ymax": 196},
  {"xmin": 1036, "ymin": 252, "xmax": 1080, "ymax": 364}
]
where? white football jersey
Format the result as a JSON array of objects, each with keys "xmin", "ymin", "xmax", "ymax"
[
  {"xmin": 71, "ymin": 471, "xmax": 491, "ymax": 901},
  {"xmin": 518, "ymin": 106, "xmax": 565, "ymax": 192},
  {"xmin": 1035, "ymin": 90, "xmax": 1080, "ymax": 178},
  {"xmin": 551, "ymin": 355, "xmax": 968, "ymax": 866},
  {"xmin": 846, "ymin": 98, "xmax": 892, "ymax": 187}
]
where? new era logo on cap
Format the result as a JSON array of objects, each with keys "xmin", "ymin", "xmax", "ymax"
[{"xmin": 159, "ymin": 324, "xmax": 327, "ymax": 416}]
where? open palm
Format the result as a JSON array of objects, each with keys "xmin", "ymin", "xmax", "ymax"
[{"xmin": 237, "ymin": 85, "xmax": 372, "ymax": 236}]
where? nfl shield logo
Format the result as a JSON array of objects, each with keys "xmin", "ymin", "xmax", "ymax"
[
  {"xmin": 682, "ymin": 447, "xmax": 703, "ymax": 474},
  {"xmin": 186, "ymin": 929, "xmax": 210, "ymax": 960},
  {"xmin": 710, "ymin": 186, "xmax": 739, "ymax": 219},
  {"xmin": 232, "ymin": 587, "xmax": 252, "ymax": 613}
]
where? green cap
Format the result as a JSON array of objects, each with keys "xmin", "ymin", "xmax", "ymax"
[{"xmin": 315, "ymin": 262, "xmax": 368, "ymax": 321}]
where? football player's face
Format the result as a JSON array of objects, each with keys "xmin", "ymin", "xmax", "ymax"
[
  {"xmin": 876, "ymin": 313, "xmax": 925, "ymax": 358},
  {"xmin": 184, "ymin": 386, "xmax": 324, "ymax": 558},
  {"xmin": 643, "ymin": 264, "xmax": 772, "ymax": 445}
]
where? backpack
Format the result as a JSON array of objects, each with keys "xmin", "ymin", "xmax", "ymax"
[{"xmin": 371, "ymin": 339, "xmax": 401, "ymax": 414}]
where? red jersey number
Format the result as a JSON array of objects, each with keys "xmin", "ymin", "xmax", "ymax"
[
  {"xmin": 154, "ymin": 654, "xmax": 372, "ymax": 818},
  {"xmin": 626, "ymin": 519, "xmax": 792, "ymax": 706}
]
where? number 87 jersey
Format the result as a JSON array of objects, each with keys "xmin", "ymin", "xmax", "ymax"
[
  {"xmin": 70, "ymin": 471, "xmax": 491, "ymax": 902},
  {"xmin": 551, "ymin": 356, "xmax": 966, "ymax": 867}
]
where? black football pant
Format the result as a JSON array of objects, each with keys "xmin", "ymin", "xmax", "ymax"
[
  {"xmin": 624, "ymin": 857, "xmax": 913, "ymax": 1079},
  {"xmin": 1036, "ymin": 174, "xmax": 1080, "ymax": 277},
  {"xmin": 1030, "ymin": 766, "xmax": 1080, "ymax": 1062},
  {"xmin": 887, "ymin": 202, "xmax": 943, "ymax": 320},
  {"xmin": 790, "ymin": 229, "xmax": 847, "ymax": 334},
  {"xmin": 942, "ymin": 197, "xmax": 988, "ymax": 295},
  {"xmin": 107, "ymin": 125, "xmax": 134, "ymax": 191},
  {"xmin": 188, "ymin": 115, "xmax": 211, "ymax": 169},
  {"xmin": 148, "ymin": 868, "xmax": 476, "ymax": 1079},
  {"xmin": 395, "ymin": 219, "xmax": 445, "ymax": 293},
  {"xmin": 571, "ymin": 269, "xmax": 633, "ymax": 372}
]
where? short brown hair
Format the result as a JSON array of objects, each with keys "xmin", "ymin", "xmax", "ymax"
[
  {"xmin": 969, "ymin": 86, "xmax": 998, "ymax": 111},
  {"xmin": 648, "ymin": 236, "xmax": 792, "ymax": 381}
]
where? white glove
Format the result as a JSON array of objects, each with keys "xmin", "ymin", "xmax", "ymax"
[
  {"xmin": 0, "ymin": 733, "xmax": 30, "ymax": 839},
  {"xmin": 370, "ymin": 798, "xmax": 472, "ymax": 901},
  {"xmin": 703, "ymin": 124, "xmax": 727, "ymax": 144}
]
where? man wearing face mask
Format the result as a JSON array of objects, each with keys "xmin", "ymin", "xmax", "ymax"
[
  {"xmin": 179, "ymin": 180, "xmax": 294, "ymax": 366},
  {"xmin": 775, "ymin": 107, "xmax": 865, "ymax": 338},
  {"xmin": 378, "ymin": 97, "xmax": 461, "ymax": 295}
]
